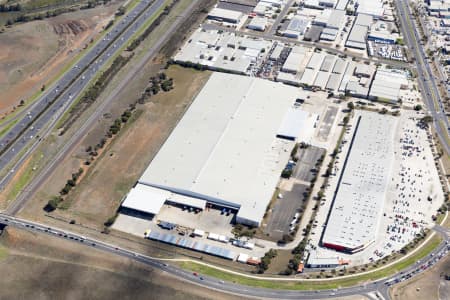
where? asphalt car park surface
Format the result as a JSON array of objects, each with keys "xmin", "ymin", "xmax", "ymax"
[
  {"xmin": 294, "ymin": 146, "xmax": 325, "ymax": 183},
  {"xmin": 264, "ymin": 183, "xmax": 308, "ymax": 241}
]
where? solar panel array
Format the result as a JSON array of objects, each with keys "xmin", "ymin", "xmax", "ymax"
[{"xmin": 148, "ymin": 231, "xmax": 237, "ymax": 260}]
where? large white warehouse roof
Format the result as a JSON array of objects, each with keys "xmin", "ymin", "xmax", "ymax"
[
  {"xmin": 138, "ymin": 72, "xmax": 302, "ymax": 226},
  {"xmin": 322, "ymin": 111, "xmax": 397, "ymax": 252}
]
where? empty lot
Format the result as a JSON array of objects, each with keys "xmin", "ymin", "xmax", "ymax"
[{"xmin": 0, "ymin": 227, "xmax": 244, "ymax": 300}]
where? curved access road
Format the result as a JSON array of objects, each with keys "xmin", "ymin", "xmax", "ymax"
[{"xmin": 0, "ymin": 213, "xmax": 448, "ymax": 300}]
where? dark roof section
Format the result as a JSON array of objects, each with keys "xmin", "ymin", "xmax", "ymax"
[{"xmin": 304, "ymin": 25, "xmax": 323, "ymax": 42}]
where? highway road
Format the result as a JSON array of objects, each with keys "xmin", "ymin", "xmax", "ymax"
[
  {"xmin": 0, "ymin": 0, "xmax": 168, "ymax": 189},
  {"xmin": 397, "ymin": 0, "xmax": 450, "ymax": 155},
  {"xmin": 6, "ymin": 0, "xmax": 200, "ymax": 216},
  {"xmin": 0, "ymin": 213, "xmax": 448, "ymax": 300}
]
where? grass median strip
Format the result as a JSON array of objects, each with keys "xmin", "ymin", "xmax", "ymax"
[
  {"xmin": 55, "ymin": 0, "xmax": 172, "ymax": 130},
  {"xmin": 178, "ymin": 234, "xmax": 442, "ymax": 290}
]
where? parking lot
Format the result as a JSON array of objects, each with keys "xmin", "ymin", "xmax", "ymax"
[
  {"xmin": 317, "ymin": 106, "xmax": 338, "ymax": 142},
  {"xmin": 264, "ymin": 183, "xmax": 309, "ymax": 241},
  {"xmin": 263, "ymin": 143, "xmax": 326, "ymax": 241},
  {"xmin": 294, "ymin": 146, "xmax": 326, "ymax": 183}
]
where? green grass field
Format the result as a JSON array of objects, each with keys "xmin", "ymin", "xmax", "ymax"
[{"xmin": 179, "ymin": 234, "xmax": 442, "ymax": 290}]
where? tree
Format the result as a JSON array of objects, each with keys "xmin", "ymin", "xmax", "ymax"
[
  {"xmin": 343, "ymin": 116, "xmax": 350, "ymax": 124},
  {"xmin": 420, "ymin": 115, "xmax": 433, "ymax": 123},
  {"xmin": 44, "ymin": 197, "xmax": 62, "ymax": 212},
  {"xmin": 115, "ymin": 6, "xmax": 126, "ymax": 16},
  {"xmin": 281, "ymin": 168, "xmax": 293, "ymax": 178},
  {"xmin": 414, "ymin": 104, "xmax": 423, "ymax": 111},
  {"xmin": 317, "ymin": 190, "xmax": 324, "ymax": 200},
  {"xmin": 347, "ymin": 102, "xmax": 354, "ymax": 110}
]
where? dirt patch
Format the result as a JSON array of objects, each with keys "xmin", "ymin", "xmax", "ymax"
[
  {"xmin": 0, "ymin": 227, "xmax": 244, "ymax": 300},
  {"xmin": 390, "ymin": 255, "xmax": 450, "ymax": 300},
  {"xmin": 0, "ymin": 1, "xmax": 123, "ymax": 115},
  {"xmin": 266, "ymin": 249, "xmax": 294, "ymax": 275}
]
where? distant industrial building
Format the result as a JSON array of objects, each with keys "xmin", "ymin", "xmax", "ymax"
[
  {"xmin": 354, "ymin": 64, "xmax": 375, "ymax": 78},
  {"xmin": 313, "ymin": 9, "xmax": 345, "ymax": 29},
  {"xmin": 307, "ymin": 253, "xmax": 350, "ymax": 268},
  {"xmin": 345, "ymin": 25, "xmax": 368, "ymax": 49},
  {"xmin": 345, "ymin": 80, "xmax": 369, "ymax": 98},
  {"xmin": 300, "ymin": 68, "xmax": 317, "ymax": 87},
  {"xmin": 269, "ymin": 44, "xmax": 284, "ymax": 61},
  {"xmin": 208, "ymin": 7, "xmax": 244, "ymax": 24},
  {"xmin": 304, "ymin": 0, "xmax": 325, "ymax": 10},
  {"xmin": 307, "ymin": 52, "xmax": 325, "ymax": 69},
  {"xmin": 367, "ymin": 31, "xmax": 397, "ymax": 44},
  {"xmin": 354, "ymin": 13, "xmax": 374, "ymax": 27},
  {"xmin": 325, "ymin": 73, "xmax": 343, "ymax": 91},
  {"xmin": 284, "ymin": 16, "xmax": 309, "ymax": 38},
  {"xmin": 319, "ymin": 0, "xmax": 337, "ymax": 8},
  {"xmin": 276, "ymin": 71, "xmax": 302, "ymax": 86},
  {"xmin": 247, "ymin": 17, "xmax": 268, "ymax": 31},
  {"xmin": 281, "ymin": 46, "xmax": 308, "ymax": 74},
  {"xmin": 320, "ymin": 55, "xmax": 336, "ymax": 72},
  {"xmin": 122, "ymin": 73, "xmax": 310, "ymax": 227},
  {"xmin": 368, "ymin": 69, "xmax": 408, "ymax": 103},
  {"xmin": 322, "ymin": 112, "xmax": 397, "ymax": 253},
  {"xmin": 311, "ymin": 9, "xmax": 345, "ymax": 42},
  {"xmin": 356, "ymin": 0, "xmax": 384, "ymax": 19},
  {"xmin": 174, "ymin": 29, "xmax": 272, "ymax": 74},
  {"xmin": 313, "ymin": 71, "xmax": 330, "ymax": 90},
  {"xmin": 259, "ymin": 0, "xmax": 283, "ymax": 7},
  {"xmin": 253, "ymin": 2, "xmax": 269, "ymax": 15},
  {"xmin": 304, "ymin": 25, "xmax": 323, "ymax": 42},
  {"xmin": 345, "ymin": 14, "xmax": 373, "ymax": 50},
  {"xmin": 320, "ymin": 27, "xmax": 339, "ymax": 41},
  {"xmin": 332, "ymin": 58, "xmax": 348, "ymax": 74},
  {"xmin": 217, "ymin": 0, "xmax": 257, "ymax": 14}
]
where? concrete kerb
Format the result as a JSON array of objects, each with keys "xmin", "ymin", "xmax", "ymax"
[
  {"xmin": 5, "ymin": 209, "xmax": 445, "ymax": 285},
  {"xmin": 164, "ymin": 230, "xmax": 439, "ymax": 282}
]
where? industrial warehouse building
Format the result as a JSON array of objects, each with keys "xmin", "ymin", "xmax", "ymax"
[
  {"xmin": 346, "ymin": 13, "xmax": 373, "ymax": 50},
  {"xmin": 173, "ymin": 29, "xmax": 272, "ymax": 74},
  {"xmin": 321, "ymin": 112, "xmax": 397, "ymax": 253},
  {"xmin": 121, "ymin": 73, "xmax": 311, "ymax": 227},
  {"xmin": 208, "ymin": 7, "xmax": 244, "ymax": 24},
  {"xmin": 368, "ymin": 69, "xmax": 408, "ymax": 103}
]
